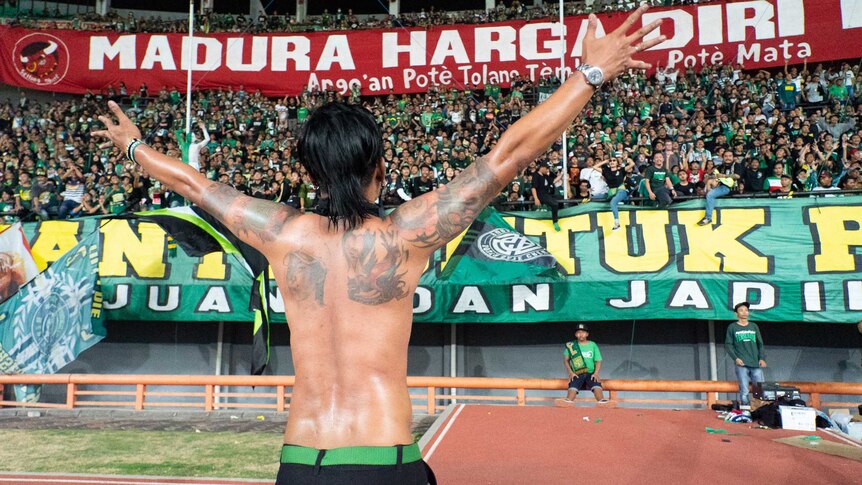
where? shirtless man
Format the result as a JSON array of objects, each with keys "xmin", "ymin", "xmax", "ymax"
[{"xmin": 93, "ymin": 7, "xmax": 663, "ymax": 484}]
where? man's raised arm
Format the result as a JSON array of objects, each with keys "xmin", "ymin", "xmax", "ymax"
[
  {"xmin": 391, "ymin": 6, "xmax": 664, "ymax": 252},
  {"xmin": 93, "ymin": 101, "xmax": 298, "ymax": 255}
]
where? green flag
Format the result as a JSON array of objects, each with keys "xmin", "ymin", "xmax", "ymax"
[
  {"xmin": 441, "ymin": 209, "xmax": 563, "ymax": 283},
  {"xmin": 0, "ymin": 231, "xmax": 105, "ymax": 401},
  {"xmin": 134, "ymin": 207, "xmax": 272, "ymax": 375}
]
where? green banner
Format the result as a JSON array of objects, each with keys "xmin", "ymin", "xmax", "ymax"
[
  {"xmin": 5, "ymin": 197, "xmax": 862, "ymax": 324},
  {"xmin": 537, "ymin": 86, "xmax": 557, "ymax": 104}
]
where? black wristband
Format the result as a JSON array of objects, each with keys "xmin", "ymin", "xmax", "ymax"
[{"xmin": 126, "ymin": 138, "xmax": 145, "ymax": 164}]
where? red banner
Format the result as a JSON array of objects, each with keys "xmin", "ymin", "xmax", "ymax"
[{"xmin": 1, "ymin": 0, "xmax": 861, "ymax": 97}]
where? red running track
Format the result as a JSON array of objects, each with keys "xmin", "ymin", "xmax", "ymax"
[
  {"xmin": 0, "ymin": 475, "xmax": 270, "ymax": 485},
  {"xmin": 421, "ymin": 404, "xmax": 862, "ymax": 484}
]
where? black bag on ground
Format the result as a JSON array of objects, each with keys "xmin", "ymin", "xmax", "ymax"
[{"xmin": 751, "ymin": 397, "xmax": 807, "ymax": 428}]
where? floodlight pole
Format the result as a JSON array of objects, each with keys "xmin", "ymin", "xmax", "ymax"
[
  {"xmin": 185, "ymin": 0, "xmax": 195, "ymax": 135},
  {"xmin": 559, "ymin": 0, "xmax": 569, "ymax": 198}
]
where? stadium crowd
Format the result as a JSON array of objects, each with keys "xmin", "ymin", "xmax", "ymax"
[
  {"xmin": 4, "ymin": 1, "xmax": 722, "ymax": 34},
  {"xmin": 0, "ymin": 57, "xmax": 860, "ymax": 223}
]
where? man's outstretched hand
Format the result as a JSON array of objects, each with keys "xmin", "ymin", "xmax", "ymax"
[
  {"xmin": 582, "ymin": 5, "xmax": 666, "ymax": 82},
  {"xmin": 92, "ymin": 100, "xmax": 142, "ymax": 152}
]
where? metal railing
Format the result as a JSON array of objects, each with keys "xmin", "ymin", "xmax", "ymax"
[
  {"xmin": 1, "ymin": 375, "xmax": 860, "ymax": 414},
  {"xmin": 497, "ymin": 188, "xmax": 862, "ymax": 211}
]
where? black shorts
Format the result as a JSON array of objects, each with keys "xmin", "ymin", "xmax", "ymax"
[
  {"xmin": 276, "ymin": 460, "xmax": 435, "ymax": 484},
  {"xmin": 568, "ymin": 373, "xmax": 601, "ymax": 391},
  {"xmin": 276, "ymin": 444, "xmax": 436, "ymax": 485}
]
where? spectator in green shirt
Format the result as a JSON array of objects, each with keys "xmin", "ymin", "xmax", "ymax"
[
  {"xmin": 297, "ymin": 106, "xmax": 309, "ymax": 124},
  {"xmin": 560, "ymin": 323, "xmax": 608, "ymax": 405},
  {"xmin": 420, "ymin": 108, "xmax": 433, "ymax": 133},
  {"xmin": 385, "ymin": 111, "xmax": 400, "ymax": 130},
  {"xmin": 0, "ymin": 189, "xmax": 18, "ymax": 222},
  {"xmin": 14, "ymin": 172, "xmax": 33, "ymax": 213},
  {"xmin": 643, "ymin": 153, "xmax": 676, "ymax": 208},
  {"xmin": 431, "ymin": 109, "xmax": 444, "ymax": 130},
  {"xmin": 777, "ymin": 74, "xmax": 798, "ymax": 111},
  {"xmin": 105, "ymin": 176, "xmax": 126, "ymax": 215},
  {"xmin": 169, "ymin": 87, "xmax": 181, "ymax": 106},
  {"xmin": 174, "ymin": 129, "xmax": 191, "ymax": 163},
  {"xmin": 828, "ymin": 78, "xmax": 849, "ymax": 104},
  {"xmin": 484, "ymin": 83, "xmax": 501, "ymax": 101},
  {"xmin": 725, "ymin": 302, "xmax": 767, "ymax": 408}
]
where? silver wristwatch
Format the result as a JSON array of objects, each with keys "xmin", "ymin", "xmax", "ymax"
[{"xmin": 577, "ymin": 64, "xmax": 605, "ymax": 88}]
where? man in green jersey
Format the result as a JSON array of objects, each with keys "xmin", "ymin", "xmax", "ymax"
[
  {"xmin": 296, "ymin": 105, "xmax": 309, "ymax": 125},
  {"xmin": 643, "ymin": 152, "xmax": 676, "ymax": 208},
  {"xmin": 561, "ymin": 323, "xmax": 608, "ymax": 405},
  {"xmin": 725, "ymin": 302, "xmax": 767, "ymax": 408},
  {"xmin": 776, "ymin": 73, "xmax": 798, "ymax": 111}
]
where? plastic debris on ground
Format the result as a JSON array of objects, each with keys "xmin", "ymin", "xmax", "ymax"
[
  {"xmin": 717, "ymin": 409, "xmax": 752, "ymax": 424},
  {"xmin": 726, "ymin": 414, "xmax": 752, "ymax": 424}
]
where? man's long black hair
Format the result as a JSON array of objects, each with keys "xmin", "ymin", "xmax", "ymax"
[{"xmin": 297, "ymin": 102, "xmax": 382, "ymax": 230}]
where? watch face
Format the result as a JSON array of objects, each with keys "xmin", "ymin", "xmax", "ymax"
[{"xmin": 586, "ymin": 68, "xmax": 603, "ymax": 86}]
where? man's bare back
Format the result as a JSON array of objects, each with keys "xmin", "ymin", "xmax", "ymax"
[
  {"xmin": 200, "ymin": 156, "xmax": 500, "ymax": 448},
  {"xmin": 275, "ymin": 214, "xmax": 418, "ymax": 447},
  {"xmin": 93, "ymin": 5, "xmax": 664, "ymax": 475}
]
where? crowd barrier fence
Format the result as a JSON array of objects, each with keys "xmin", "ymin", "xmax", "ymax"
[{"xmin": 1, "ymin": 374, "xmax": 860, "ymax": 414}]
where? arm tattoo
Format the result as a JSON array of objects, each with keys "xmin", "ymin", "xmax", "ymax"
[
  {"xmin": 283, "ymin": 251, "xmax": 327, "ymax": 305},
  {"xmin": 342, "ymin": 226, "xmax": 410, "ymax": 305},
  {"xmin": 388, "ymin": 196, "xmax": 440, "ymax": 248},
  {"xmin": 201, "ymin": 182, "xmax": 296, "ymax": 245},
  {"xmin": 392, "ymin": 157, "xmax": 501, "ymax": 249}
]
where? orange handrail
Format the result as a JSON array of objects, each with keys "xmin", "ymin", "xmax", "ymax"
[{"xmin": 0, "ymin": 375, "xmax": 859, "ymax": 414}]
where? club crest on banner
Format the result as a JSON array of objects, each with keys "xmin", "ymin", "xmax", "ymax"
[
  {"xmin": 477, "ymin": 228, "xmax": 547, "ymax": 263},
  {"xmin": 12, "ymin": 33, "xmax": 70, "ymax": 86}
]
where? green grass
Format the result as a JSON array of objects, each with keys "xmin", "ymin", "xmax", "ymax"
[{"xmin": 0, "ymin": 429, "xmax": 283, "ymax": 479}]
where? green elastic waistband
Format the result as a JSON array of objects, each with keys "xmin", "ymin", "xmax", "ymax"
[{"xmin": 280, "ymin": 443, "xmax": 422, "ymax": 466}]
